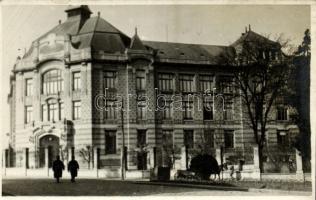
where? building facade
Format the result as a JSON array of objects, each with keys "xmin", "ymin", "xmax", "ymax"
[{"xmin": 7, "ymin": 6, "xmax": 300, "ymax": 175}]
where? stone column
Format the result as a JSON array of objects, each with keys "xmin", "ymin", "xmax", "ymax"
[
  {"xmin": 45, "ymin": 147, "xmax": 49, "ymax": 176},
  {"xmin": 296, "ymin": 149, "xmax": 304, "ymax": 180},
  {"xmin": 45, "ymin": 147, "xmax": 49, "ymax": 168},
  {"xmin": 180, "ymin": 146, "xmax": 187, "ymax": 170}
]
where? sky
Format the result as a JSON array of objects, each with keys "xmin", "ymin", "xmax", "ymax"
[{"xmin": 0, "ymin": 4, "xmax": 310, "ymax": 148}]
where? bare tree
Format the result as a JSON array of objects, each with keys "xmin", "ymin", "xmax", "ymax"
[
  {"xmin": 79, "ymin": 145, "xmax": 93, "ymax": 169},
  {"xmin": 221, "ymin": 30, "xmax": 293, "ymax": 173},
  {"xmin": 59, "ymin": 145, "xmax": 68, "ymax": 163}
]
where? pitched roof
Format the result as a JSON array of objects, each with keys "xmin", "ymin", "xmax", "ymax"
[
  {"xmin": 36, "ymin": 19, "xmax": 81, "ymax": 41},
  {"xmin": 75, "ymin": 16, "xmax": 130, "ymax": 52},
  {"xmin": 26, "ymin": 15, "xmax": 131, "ymax": 55},
  {"xmin": 130, "ymin": 33, "xmax": 147, "ymax": 50},
  {"xmin": 79, "ymin": 16, "xmax": 123, "ymax": 34},
  {"xmin": 143, "ymin": 41, "xmax": 234, "ymax": 64},
  {"xmin": 231, "ymin": 30, "xmax": 279, "ymax": 48}
]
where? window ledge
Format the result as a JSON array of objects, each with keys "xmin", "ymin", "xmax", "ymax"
[
  {"xmin": 103, "ymin": 153, "xmax": 119, "ymax": 158},
  {"xmin": 159, "ymin": 90, "xmax": 174, "ymax": 94}
]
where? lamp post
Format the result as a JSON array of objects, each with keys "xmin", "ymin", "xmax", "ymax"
[{"xmin": 121, "ymin": 98, "xmax": 126, "ymax": 180}]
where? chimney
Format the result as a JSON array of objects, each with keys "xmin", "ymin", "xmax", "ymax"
[
  {"xmin": 248, "ymin": 24, "xmax": 251, "ymax": 31},
  {"xmin": 65, "ymin": 5, "xmax": 92, "ymax": 19},
  {"xmin": 65, "ymin": 5, "xmax": 92, "ymax": 29}
]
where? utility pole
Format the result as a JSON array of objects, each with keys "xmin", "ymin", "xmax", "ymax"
[{"xmin": 121, "ymin": 98, "xmax": 126, "ymax": 180}]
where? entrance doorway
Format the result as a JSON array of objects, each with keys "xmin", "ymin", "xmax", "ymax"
[
  {"xmin": 39, "ymin": 135, "xmax": 60, "ymax": 168},
  {"xmin": 137, "ymin": 151, "xmax": 147, "ymax": 170}
]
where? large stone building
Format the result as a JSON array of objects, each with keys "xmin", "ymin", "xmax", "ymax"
[{"xmin": 7, "ymin": 5, "xmax": 301, "ymax": 177}]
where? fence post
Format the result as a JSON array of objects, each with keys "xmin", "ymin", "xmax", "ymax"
[
  {"xmin": 253, "ymin": 146, "xmax": 260, "ymax": 180},
  {"xmin": 3, "ymin": 149, "xmax": 6, "ymax": 176},
  {"xmin": 94, "ymin": 147, "xmax": 100, "ymax": 178},
  {"xmin": 180, "ymin": 146, "xmax": 187, "ymax": 170},
  {"xmin": 23, "ymin": 148, "xmax": 28, "ymax": 176},
  {"xmin": 149, "ymin": 147, "xmax": 155, "ymax": 169},
  {"xmin": 295, "ymin": 149, "xmax": 304, "ymax": 181},
  {"xmin": 216, "ymin": 148, "xmax": 221, "ymax": 165}
]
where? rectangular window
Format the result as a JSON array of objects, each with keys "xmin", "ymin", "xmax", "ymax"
[
  {"xmin": 137, "ymin": 130, "xmax": 147, "ymax": 147},
  {"xmin": 204, "ymin": 130, "xmax": 215, "ymax": 148},
  {"xmin": 158, "ymin": 73, "xmax": 174, "ymax": 92},
  {"xmin": 137, "ymin": 100, "xmax": 147, "ymax": 120},
  {"xmin": 105, "ymin": 131, "xmax": 116, "ymax": 154},
  {"xmin": 162, "ymin": 130, "xmax": 173, "ymax": 147},
  {"xmin": 179, "ymin": 74, "xmax": 194, "ymax": 93},
  {"xmin": 160, "ymin": 100, "xmax": 172, "ymax": 119},
  {"xmin": 183, "ymin": 130, "xmax": 194, "ymax": 148},
  {"xmin": 48, "ymin": 103, "xmax": 58, "ymax": 122},
  {"xmin": 72, "ymin": 72, "xmax": 81, "ymax": 91},
  {"xmin": 42, "ymin": 105, "xmax": 48, "ymax": 121},
  {"xmin": 104, "ymin": 71, "xmax": 116, "ymax": 89},
  {"xmin": 219, "ymin": 77, "xmax": 233, "ymax": 94},
  {"xmin": 136, "ymin": 70, "xmax": 146, "ymax": 91},
  {"xmin": 42, "ymin": 70, "xmax": 63, "ymax": 95},
  {"xmin": 183, "ymin": 100, "xmax": 193, "ymax": 120},
  {"xmin": 277, "ymin": 107, "xmax": 288, "ymax": 121},
  {"xmin": 105, "ymin": 99, "xmax": 117, "ymax": 119},
  {"xmin": 203, "ymin": 97, "xmax": 213, "ymax": 120},
  {"xmin": 224, "ymin": 130, "xmax": 234, "ymax": 148},
  {"xmin": 277, "ymin": 131, "xmax": 289, "ymax": 147},
  {"xmin": 25, "ymin": 106, "xmax": 33, "ymax": 124},
  {"xmin": 59, "ymin": 102, "xmax": 64, "ymax": 120},
  {"xmin": 224, "ymin": 103, "xmax": 233, "ymax": 120},
  {"xmin": 199, "ymin": 75, "xmax": 213, "ymax": 92},
  {"xmin": 73, "ymin": 101, "xmax": 81, "ymax": 120},
  {"xmin": 25, "ymin": 78, "xmax": 33, "ymax": 96}
]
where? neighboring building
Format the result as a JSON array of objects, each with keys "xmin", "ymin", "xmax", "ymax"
[{"xmin": 7, "ymin": 6, "xmax": 300, "ymax": 175}]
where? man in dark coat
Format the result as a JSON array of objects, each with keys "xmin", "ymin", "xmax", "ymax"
[
  {"xmin": 52, "ymin": 155, "xmax": 65, "ymax": 183},
  {"xmin": 68, "ymin": 156, "xmax": 79, "ymax": 182}
]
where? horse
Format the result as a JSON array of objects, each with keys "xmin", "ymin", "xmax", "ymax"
[{"xmin": 209, "ymin": 163, "xmax": 228, "ymax": 180}]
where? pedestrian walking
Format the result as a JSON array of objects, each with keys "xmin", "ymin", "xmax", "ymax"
[
  {"xmin": 68, "ymin": 156, "xmax": 79, "ymax": 182},
  {"xmin": 52, "ymin": 155, "xmax": 65, "ymax": 183}
]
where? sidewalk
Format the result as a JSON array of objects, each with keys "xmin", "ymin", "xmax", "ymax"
[
  {"xmin": 134, "ymin": 180, "xmax": 249, "ymax": 192},
  {"xmin": 2, "ymin": 168, "xmax": 150, "ymax": 180},
  {"xmin": 3, "ymin": 168, "xmax": 99, "ymax": 179}
]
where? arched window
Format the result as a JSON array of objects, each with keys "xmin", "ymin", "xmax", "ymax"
[{"xmin": 42, "ymin": 69, "xmax": 64, "ymax": 94}]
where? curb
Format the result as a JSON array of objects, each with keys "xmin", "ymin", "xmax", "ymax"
[{"xmin": 248, "ymin": 188, "xmax": 312, "ymax": 195}]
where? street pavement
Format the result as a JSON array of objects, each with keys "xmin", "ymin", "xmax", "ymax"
[{"xmin": 2, "ymin": 178, "xmax": 312, "ymax": 196}]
